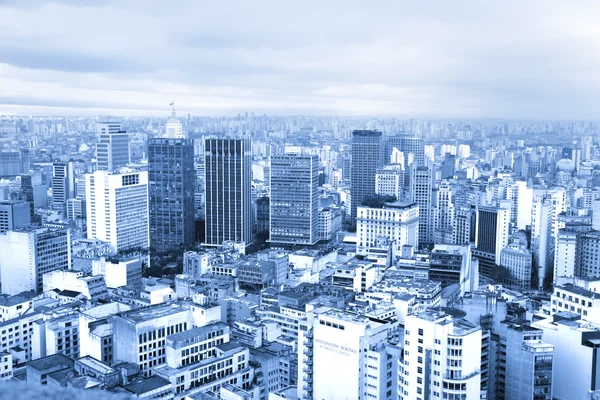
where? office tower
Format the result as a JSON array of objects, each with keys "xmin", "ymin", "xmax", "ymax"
[
  {"xmin": 112, "ymin": 303, "xmax": 193, "ymax": 377},
  {"xmin": 20, "ymin": 174, "xmax": 34, "ymax": 216},
  {"xmin": 356, "ymin": 201, "xmax": 419, "ymax": 257},
  {"xmin": 256, "ymin": 196, "xmax": 270, "ymax": 233},
  {"xmin": 533, "ymin": 317, "xmax": 600, "ymax": 400},
  {"xmin": 204, "ymin": 138, "xmax": 253, "ymax": 247},
  {"xmin": 532, "ymin": 198, "xmax": 555, "ymax": 289},
  {"xmin": 473, "ymin": 205, "xmax": 510, "ymax": 278},
  {"xmin": 299, "ymin": 309, "xmax": 399, "ymax": 400},
  {"xmin": 385, "ymin": 135, "xmax": 425, "ymax": 167},
  {"xmin": 429, "ymin": 244, "xmax": 477, "ymax": 295},
  {"xmin": 500, "ymin": 239, "xmax": 533, "ymax": 290},
  {"xmin": 0, "ymin": 149, "xmax": 28, "ymax": 177},
  {"xmin": 453, "ymin": 205, "xmax": 476, "ymax": 245},
  {"xmin": 0, "ymin": 227, "xmax": 71, "ymax": 295},
  {"xmin": 375, "ymin": 165, "xmax": 404, "ymax": 199},
  {"xmin": 85, "ymin": 170, "xmax": 149, "ymax": 254},
  {"xmin": 441, "ymin": 153, "xmax": 456, "ymax": 178},
  {"xmin": 342, "ymin": 155, "xmax": 352, "ymax": 181},
  {"xmin": 504, "ymin": 324, "xmax": 554, "ymax": 400},
  {"xmin": 507, "ymin": 180, "xmax": 533, "ymax": 229},
  {"xmin": 400, "ymin": 310, "xmax": 483, "ymax": 400},
  {"xmin": 581, "ymin": 136, "xmax": 593, "ymax": 161},
  {"xmin": 269, "ymin": 153, "xmax": 319, "ymax": 246},
  {"xmin": 0, "ymin": 200, "xmax": 31, "ymax": 233},
  {"xmin": 350, "ymin": 130, "xmax": 383, "ymax": 223},
  {"xmin": 96, "ymin": 119, "xmax": 130, "ymax": 171},
  {"xmin": 553, "ymin": 230, "xmax": 578, "ymax": 281},
  {"xmin": 433, "ymin": 181, "xmax": 454, "ymax": 240},
  {"xmin": 66, "ymin": 198, "xmax": 86, "ymax": 220},
  {"xmin": 149, "ymin": 138, "xmax": 195, "ymax": 252},
  {"xmin": 410, "ymin": 166, "xmax": 433, "ymax": 245},
  {"xmin": 165, "ymin": 103, "xmax": 185, "ymax": 139},
  {"xmin": 51, "ymin": 160, "xmax": 75, "ymax": 212}
]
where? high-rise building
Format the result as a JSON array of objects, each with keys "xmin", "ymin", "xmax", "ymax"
[
  {"xmin": 269, "ymin": 153, "xmax": 319, "ymax": 246},
  {"xmin": 149, "ymin": 138, "xmax": 195, "ymax": 252},
  {"xmin": 0, "ymin": 200, "xmax": 31, "ymax": 233},
  {"xmin": 350, "ymin": 130, "xmax": 383, "ymax": 223},
  {"xmin": 96, "ymin": 119, "xmax": 130, "ymax": 172},
  {"xmin": 384, "ymin": 135, "xmax": 425, "ymax": 167},
  {"xmin": 51, "ymin": 160, "xmax": 75, "ymax": 213},
  {"xmin": 474, "ymin": 205, "xmax": 510, "ymax": 271},
  {"xmin": 256, "ymin": 196, "xmax": 270, "ymax": 233},
  {"xmin": 299, "ymin": 309, "xmax": 399, "ymax": 400},
  {"xmin": 410, "ymin": 166, "xmax": 433, "ymax": 245},
  {"xmin": 0, "ymin": 149, "xmax": 29, "ymax": 177},
  {"xmin": 453, "ymin": 205, "xmax": 476, "ymax": 245},
  {"xmin": 500, "ymin": 239, "xmax": 533, "ymax": 290},
  {"xmin": 165, "ymin": 104, "xmax": 185, "ymax": 139},
  {"xmin": 375, "ymin": 165, "xmax": 404, "ymax": 199},
  {"xmin": 504, "ymin": 324, "xmax": 554, "ymax": 400},
  {"xmin": 400, "ymin": 310, "xmax": 483, "ymax": 400},
  {"xmin": 429, "ymin": 244, "xmax": 477, "ymax": 295},
  {"xmin": 432, "ymin": 180, "xmax": 454, "ymax": 242},
  {"xmin": 532, "ymin": 197, "xmax": 555, "ymax": 289},
  {"xmin": 85, "ymin": 170, "xmax": 149, "ymax": 254},
  {"xmin": 441, "ymin": 153, "xmax": 456, "ymax": 178},
  {"xmin": 356, "ymin": 201, "xmax": 419, "ymax": 258},
  {"xmin": 204, "ymin": 138, "xmax": 253, "ymax": 247},
  {"xmin": 0, "ymin": 227, "xmax": 71, "ymax": 295}
]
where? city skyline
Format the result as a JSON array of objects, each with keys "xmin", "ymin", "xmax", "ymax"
[{"xmin": 1, "ymin": 1, "xmax": 599, "ymax": 119}]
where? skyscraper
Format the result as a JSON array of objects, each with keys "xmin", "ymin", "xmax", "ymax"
[
  {"xmin": 96, "ymin": 119, "xmax": 130, "ymax": 171},
  {"xmin": 85, "ymin": 169, "xmax": 149, "ymax": 254},
  {"xmin": 384, "ymin": 135, "xmax": 425, "ymax": 167},
  {"xmin": 0, "ymin": 200, "xmax": 31, "ymax": 233},
  {"xmin": 474, "ymin": 205, "xmax": 510, "ymax": 275},
  {"xmin": 204, "ymin": 138, "xmax": 253, "ymax": 247},
  {"xmin": 350, "ymin": 130, "xmax": 383, "ymax": 223},
  {"xmin": 148, "ymin": 138, "xmax": 195, "ymax": 252},
  {"xmin": 410, "ymin": 165, "xmax": 433, "ymax": 245},
  {"xmin": 165, "ymin": 103, "xmax": 185, "ymax": 139},
  {"xmin": 269, "ymin": 153, "xmax": 319, "ymax": 246},
  {"xmin": 51, "ymin": 160, "xmax": 74, "ymax": 213}
]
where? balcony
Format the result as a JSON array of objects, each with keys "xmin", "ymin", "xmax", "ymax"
[{"xmin": 303, "ymin": 347, "xmax": 312, "ymax": 357}]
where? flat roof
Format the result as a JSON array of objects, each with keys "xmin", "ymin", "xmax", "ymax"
[
  {"xmin": 76, "ymin": 356, "xmax": 115, "ymax": 374},
  {"xmin": 558, "ymin": 283, "xmax": 600, "ymax": 299},
  {"xmin": 117, "ymin": 303, "xmax": 187, "ymax": 323},
  {"xmin": 27, "ymin": 354, "xmax": 73, "ymax": 371},
  {"xmin": 125, "ymin": 376, "xmax": 171, "ymax": 394},
  {"xmin": 167, "ymin": 322, "xmax": 227, "ymax": 343}
]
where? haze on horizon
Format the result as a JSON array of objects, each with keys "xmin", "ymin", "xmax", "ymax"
[{"xmin": 0, "ymin": 0, "xmax": 599, "ymax": 119}]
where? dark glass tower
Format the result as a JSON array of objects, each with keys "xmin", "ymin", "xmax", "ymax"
[
  {"xmin": 270, "ymin": 153, "xmax": 319, "ymax": 246},
  {"xmin": 350, "ymin": 130, "xmax": 383, "ymax": 223},
  {"xmin": 148, "ymin": 138, "xmax": 195, "ymax": 252},
  {"xmin": 204, "ymin": 138, "xmax": 253, "ymax": 247}
]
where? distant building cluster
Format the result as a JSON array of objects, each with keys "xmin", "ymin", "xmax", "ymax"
[{"xmin": 1, "ymin": 112, "xmax": 600, "ymax": 399}]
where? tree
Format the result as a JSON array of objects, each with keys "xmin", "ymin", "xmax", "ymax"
[{"xmin": 361, "ymin": 194, "xmax": 397, "ymax": 208}]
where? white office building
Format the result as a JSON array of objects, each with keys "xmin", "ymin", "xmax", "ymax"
[
  {"xmin": 357, "ymin": 201, "xmax": 419, "ymax": 258},
  {"xmin": 399, "ymin": 310, "xmax": 483, "ymax": 400},
  {"xmin": 85, "ymin": 169, "xmax": 149, "ymax": 254},
  {"xmin": 0, "ymin": 227, "xmax": 71, "ymax": 295},
  {"xmin": 299, "ymin": 309, "xmax": 399, "ymax": 400}
]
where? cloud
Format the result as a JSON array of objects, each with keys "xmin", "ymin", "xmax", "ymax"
[{"xmin": 0, "ymin": 0, "xmax": 599, "ymax": 118}]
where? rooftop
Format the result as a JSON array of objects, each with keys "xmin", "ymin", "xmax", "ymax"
[
  {"xmin": 76, "ymin": 356, "xmax": 115, "ymax": 375},
  {"xmin": 557, "ymin": 283, "xmax": 600, "ymax": 300},
  {"xmin": 27, "ymin": 354, "xmax": 74, "ymax": 371},
  {"xmin": 125, "ymin": 376, "xmax": 171, "ymax": 395},
  {"xmin": 167, "ymin": 322, "xmax": 228, "ymax": 343},
  {"xmin": 117, "ymin": 303, "xmax": 187, "ymax": 323}
]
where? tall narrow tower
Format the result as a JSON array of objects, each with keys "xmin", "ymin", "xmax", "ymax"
[
  {"xmin": 350, "ymin": 130, "xmax": 383, "ymax": 224},
  {"xmin": 96, "ymin": 118, "xmax": 130, "ymax": 172},
  {"xmin": 270, "ymin": 153, "xmax": 319, "ymax": 246},
  {"xmin": 204, "ymin": 138, "xmax": 253, "ymax": 247},
  {"xmin": 148, "ymin": 138, "xmax": 195, "ymax": 252}
]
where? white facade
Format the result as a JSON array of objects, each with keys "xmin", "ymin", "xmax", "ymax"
[
  {"xmin": 0, "ymin": 296, "xmax": 32, "ymax": 322},
  {"xmin": 92, "ymin": 257, "xmax": 143, "ymax": 289},
  {"xmin": 532, "ymin": 197, "xmax": 555, "ymax": 289},
  {"xmin": 302, "ymin": 309, "xmax": 395, "ymax": 400},
  {"xmin": 0, "ymin": 227, "xmax": 71, "ymax": 295},
  {"xmin": 551, "ymin": 284, "xmax": 600, "ymax": 323},
  {"xmin": 357, "ymin": 202, "xmax": 419, "ymax": 257},
  {"xmin": 165, "ymin": 118, "xmax": 184, "ymax": 139},
  {"xmin": 554, "ymin": 230, "xmax": 577, "ymax": 282},
  {"xmin": 42, "ymin": 270, "xmax": 108, "ymax": 300},
  {"xmin": 85, "ymin": 169, "xmax": 149, "ymax": 254},
  {"xmin": 375, "ymin": 165, "xmax": 404, "ymax": 199},
  {"xmin": 400, "ymin": 311, "xmax": 482, "ymax": 400}
]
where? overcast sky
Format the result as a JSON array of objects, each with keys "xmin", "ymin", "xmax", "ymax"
[{"xmin": 1, "ymin": 0, "xmax": 599, "ymax": 119}]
